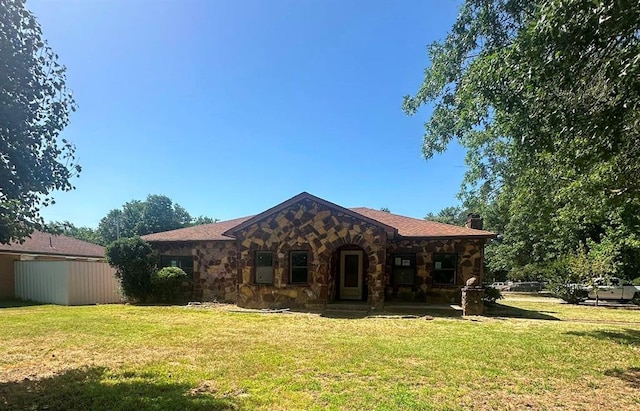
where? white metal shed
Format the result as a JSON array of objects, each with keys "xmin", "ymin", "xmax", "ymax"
[{"xmin": 14, "ymin": 260, "xmax": 122, "ymax": 305}]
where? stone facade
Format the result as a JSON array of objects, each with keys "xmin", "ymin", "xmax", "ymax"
[
  {"xmin": 385, "ymin": 238, "xmax": 485, "ymax": 304},
  {"xmin": 230, "ymin": 198, "xmax": 388, "ymax": 309},
  {"xmin": 149, "ymin": 199, "xmax": 488, "ymax": 310},
  {"xmin": 153, "ymin": 241, "xmax": 237, "ymax": 302}
]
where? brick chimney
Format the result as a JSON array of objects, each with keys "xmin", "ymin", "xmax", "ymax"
[{"xmin": 465, "ymin": 213, "xmax": 483, "ymax": 230}]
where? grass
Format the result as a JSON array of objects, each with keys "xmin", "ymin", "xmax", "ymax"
[{"xmin": 0, "ymin": 297, "xmax": 639, "ymax": 410}]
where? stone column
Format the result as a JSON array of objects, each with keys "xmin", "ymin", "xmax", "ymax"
[{"xmin": 461, "ymin": 286, "xmax": 485, "ymax": 316}]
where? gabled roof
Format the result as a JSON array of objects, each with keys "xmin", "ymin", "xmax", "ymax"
[
  {"xmin": 141, "ymin": 192, "xmax": 495, "ymax": 242},
  {"xmin": 351, "ymin": 207, "xmax": 495, "ymax": 238},
  {"xmin": 222, "ymin": 192, "xmax": 397, "ymax": 237},
  {"xmin": 0, "ymin": 231, "xmax": 106, "ymax": 258}
]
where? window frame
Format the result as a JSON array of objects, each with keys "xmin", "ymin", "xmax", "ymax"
[
  {"xmin": 255, "ymin": 251, "xmax": 274, "ymax": 285},
  {"xmin": 159, "ymin": 255, "xmax": 194, "ymax": 279},
  {"xmin": 392, "ymin": 253, "xmax": 416, "ymax": 286},
  {"xmin": 289, "ymin": 250, "xmax": 309, "ymax": 284},
  {"xmin": 432, "ymin": 253, "xmax": 457, "ymax": 286}
]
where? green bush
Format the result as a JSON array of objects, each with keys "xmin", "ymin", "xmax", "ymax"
[
  {"xmin": 542, "ymin": 258, "xmax": 589, "ymax": 304},
  {"xmin": 632, "ymin": 277, "xmax": 640, "ymax": 286},
  {"xmin": 106, "ymin": 237, "xmax": 155, "ymax": 303},
  {"xmin": 550, "ymin": 284, "xmax": 589, "ymax": 304},
  {"xmin": 483, "ymin": 286, "xmax": 503, "ymax": 306},
  {"xmin": 151, "ymin": 267, "xmax": 188, "ymax": 303}
]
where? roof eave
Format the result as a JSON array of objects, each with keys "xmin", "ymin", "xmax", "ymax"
[
  {"xmin": 145, "ymin": 237, "xmax": 235, "ymax": 243},
  {"xmin": 395, "ymin": 234, "xmax": 497, "ymax": 240},
  {"xmin": 0, "ymin": 250, "xmax": 106, "ymax": 259}
]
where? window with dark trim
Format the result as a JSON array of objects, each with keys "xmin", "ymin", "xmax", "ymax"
[
  {"xmin": 392, "ymin": 253, "xmax": 416, "ymax": 285},
  {"xmin": 159, "ymin": 255, "xmax": 194, "ymax": 278},
  {"xmin": 432, "ymin": 253, "xmax": 457, "ymax": 285},
  {"xmin": 290, "ymin": 251, "xmax": 308, "ymax": 284},
  {"xmin": 255, "ymin": 251, "xmax": 273, "ymax": 284}
]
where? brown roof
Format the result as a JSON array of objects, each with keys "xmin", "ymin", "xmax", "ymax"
[
  {"xmin": 0, "ymin": 231, "xmax": 106, "ymax": 258},
  {"xmin": 142, "ymin": 193, "xmax": 495, "ymax": 242},
  {"xmin": 350, "ymin": 207, "xmax": 495, "ymax": 238},
  {"xmin": 141, "ymin": 216, "xmax": 252, "ymax": 242}
]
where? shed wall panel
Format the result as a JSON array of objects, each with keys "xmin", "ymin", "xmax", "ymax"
[
  {"xmin": 15, "ymin": 261, "xmax": 69, "ymax": 304},
  {"xmin": 67, "ymin": 262, "xmax": 121, "ymax": 305}
]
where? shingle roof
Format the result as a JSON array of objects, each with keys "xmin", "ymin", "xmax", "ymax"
[
  {"xmin": 0, "ymin": 231, "xmax": 106, "ymax": 258},
  {"xmin": 141, "ymin": 216, "xmax": 252, "ymax": 242},
  {"xmin": 141, "ymin": 200, "xmax": 495, "ymax": 242},
  {"xmin": 350, "ymin": 207, "xmax": 495, "ymax": 238}
]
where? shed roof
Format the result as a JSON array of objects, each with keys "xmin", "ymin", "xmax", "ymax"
[{"xmin": 0, "ymin": 231, "xmax": 106, "ymax": 258}]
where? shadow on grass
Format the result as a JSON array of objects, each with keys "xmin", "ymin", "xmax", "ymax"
[
  {"xmin": 604, "ymin": 367, "xmax": 640, "ymax": 389},
  {"xmin": 485, "ymin": 302, "xmax": 560, "ymax": 321},
  {"xmin": 0, "ymin": 367, "xmax": 238, "ymax": 411},
  {"xmin": 0, "ymin": 299, "xmax": 44, "ymax": 309},
  {"xmin": 566, "ymin": 328, "xmax": 640, "ymax": 346}
]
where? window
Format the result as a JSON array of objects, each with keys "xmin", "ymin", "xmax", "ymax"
[
  {"xmin": 255, "ymin": 251, "xmax": 273, "ymax": 284},
  {"xmin": 392, "ymin": 254, "xmax": 415, "ymax": 285},
  {"xmin": 433, "ymin": 253, "xmax": 457, "ymax": 285},
  {"xmin": 159, "ymin": 255, "xmax": 194, "ymax": 278},
  {"xmin": 290, "ymin": 251, "xmax": 308, "ymax": 284}
]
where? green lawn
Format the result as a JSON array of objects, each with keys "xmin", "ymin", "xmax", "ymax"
[{"xmin": 1, "ymin": 298, "xmax": 639, "ymax": 410}]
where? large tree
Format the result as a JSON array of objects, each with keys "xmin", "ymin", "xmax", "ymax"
[
  {"xmin": 0, "ymin": 0, "xmax": 80, "ymax": 244},
  {"xmin": 404, "ymin": 0, "xmax": 640, "ymax": 278},
  {"xmin": 98, "ymin": 194, "xmax": 197, "ymax": 244}
]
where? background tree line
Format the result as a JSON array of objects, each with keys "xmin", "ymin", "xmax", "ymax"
[{"xmin": 45, "ymin": 194, "xmax": 217, "ymax": 246}]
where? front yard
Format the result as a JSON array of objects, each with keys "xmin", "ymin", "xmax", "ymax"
[{"xmin": 1, "ymin": 297, "xmax": 639, "ymax": 410}]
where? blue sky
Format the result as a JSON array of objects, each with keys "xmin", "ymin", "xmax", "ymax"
[{"xmin": 29, "ymin": 0, "xmax": 466, "ymax": 227}]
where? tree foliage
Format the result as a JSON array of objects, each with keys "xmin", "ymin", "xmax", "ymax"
[
  {"xmin": 424, "ymin": 206, "xmax": 468, "ymax": 226},
  {"xmin": 105, "ymin": 237, "xmax": 155, "ymax": 302},
  {"xmin": 43, "ymin": 195, "xmax": 217, "ymax": 245},
  {"xmin": 0, "ymin": 0, "xmax": 80, "ymax": 244},
  {"xmin": 405, "ymin": 0, "xmax": 640, "ymax": 279},
  {"xmin": 98, "ymin": 194, "xmax": 195, "ymax": 244},
  {"xmin": 44, "ymin": 221, "xmax": 101, "ymax": 245}
]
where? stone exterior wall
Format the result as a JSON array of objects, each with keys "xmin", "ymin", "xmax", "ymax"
[
  {"xmin": 153, "ymin": 241, "xmax": 237, "ymax": 302},
  {"xmin": 385, "ymin": 238, "xmax": 485, "ymax": 303},
  {"xmin": 231, "ymin": 198, "xmax": 388, "ymax": 309}
]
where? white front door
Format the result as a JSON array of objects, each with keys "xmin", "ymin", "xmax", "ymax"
[{"xmin": 340, "ymin": 250, "xmax": 363, "ymax": 300}]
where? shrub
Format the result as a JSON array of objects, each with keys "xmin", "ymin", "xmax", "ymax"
[
  {"xmin": 151, "ymin": 267, "xmax": 188, "ymax": 303},
  {"xmin": 105, "ymin": 237, "xmax": 155, "ymax": 303},
  {"xmin": 542, "ymin": 257, "xmax": 589, "ymax": 304},
  {"xmin": 483, "ymin": 286, "xmax": 503, "ymax": 306},
  {"xmin": 632, "ymin": 277, "xmax": 640, "ymax": 286},
  {"xmin": 550, "ymin": 284, "xmax": 589, "ymax": 304}
]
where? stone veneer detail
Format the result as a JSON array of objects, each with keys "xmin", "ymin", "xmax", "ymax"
[
  {"xmin": 385, "ymin": 238, "xmax": 485, "ymax": 303},
  {"xmin": 231, "ymin": 198, "xmax": 388, "ymax": 309},
  {"xmin": 154, "ymin": 241, "xmax": 237, "ymax": 302}
]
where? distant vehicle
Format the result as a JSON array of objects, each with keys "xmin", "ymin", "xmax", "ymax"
[
  {"xmin": 586, "ymin": 277, "xmax": 640, "ymax": 302},
  {"xmin": 490, "ymin": 281, "xmax": 512, "ymax": 291}
]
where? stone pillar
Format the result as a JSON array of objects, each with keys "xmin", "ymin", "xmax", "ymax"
[{"xmin": 461, "ymin": 286, "xmax": 485, "ymax": 316}]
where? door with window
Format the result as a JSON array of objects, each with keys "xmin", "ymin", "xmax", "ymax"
[{"xmin": 340, "ymin": 250, "xmax": 363, "ymax": 300}]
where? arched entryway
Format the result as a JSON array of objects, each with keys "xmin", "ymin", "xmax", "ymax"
[{"xmin": 331, "ymin": 244, "xmax": 369, "ymax": 301}]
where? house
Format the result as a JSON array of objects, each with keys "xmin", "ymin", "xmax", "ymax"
[
  {"xmin": 142, "ymin": 192, "xmax": 495, "ymax": 310},
  {"xmin": 0, "ymin": 231, "xmax": 121, "ymax": 305}
]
